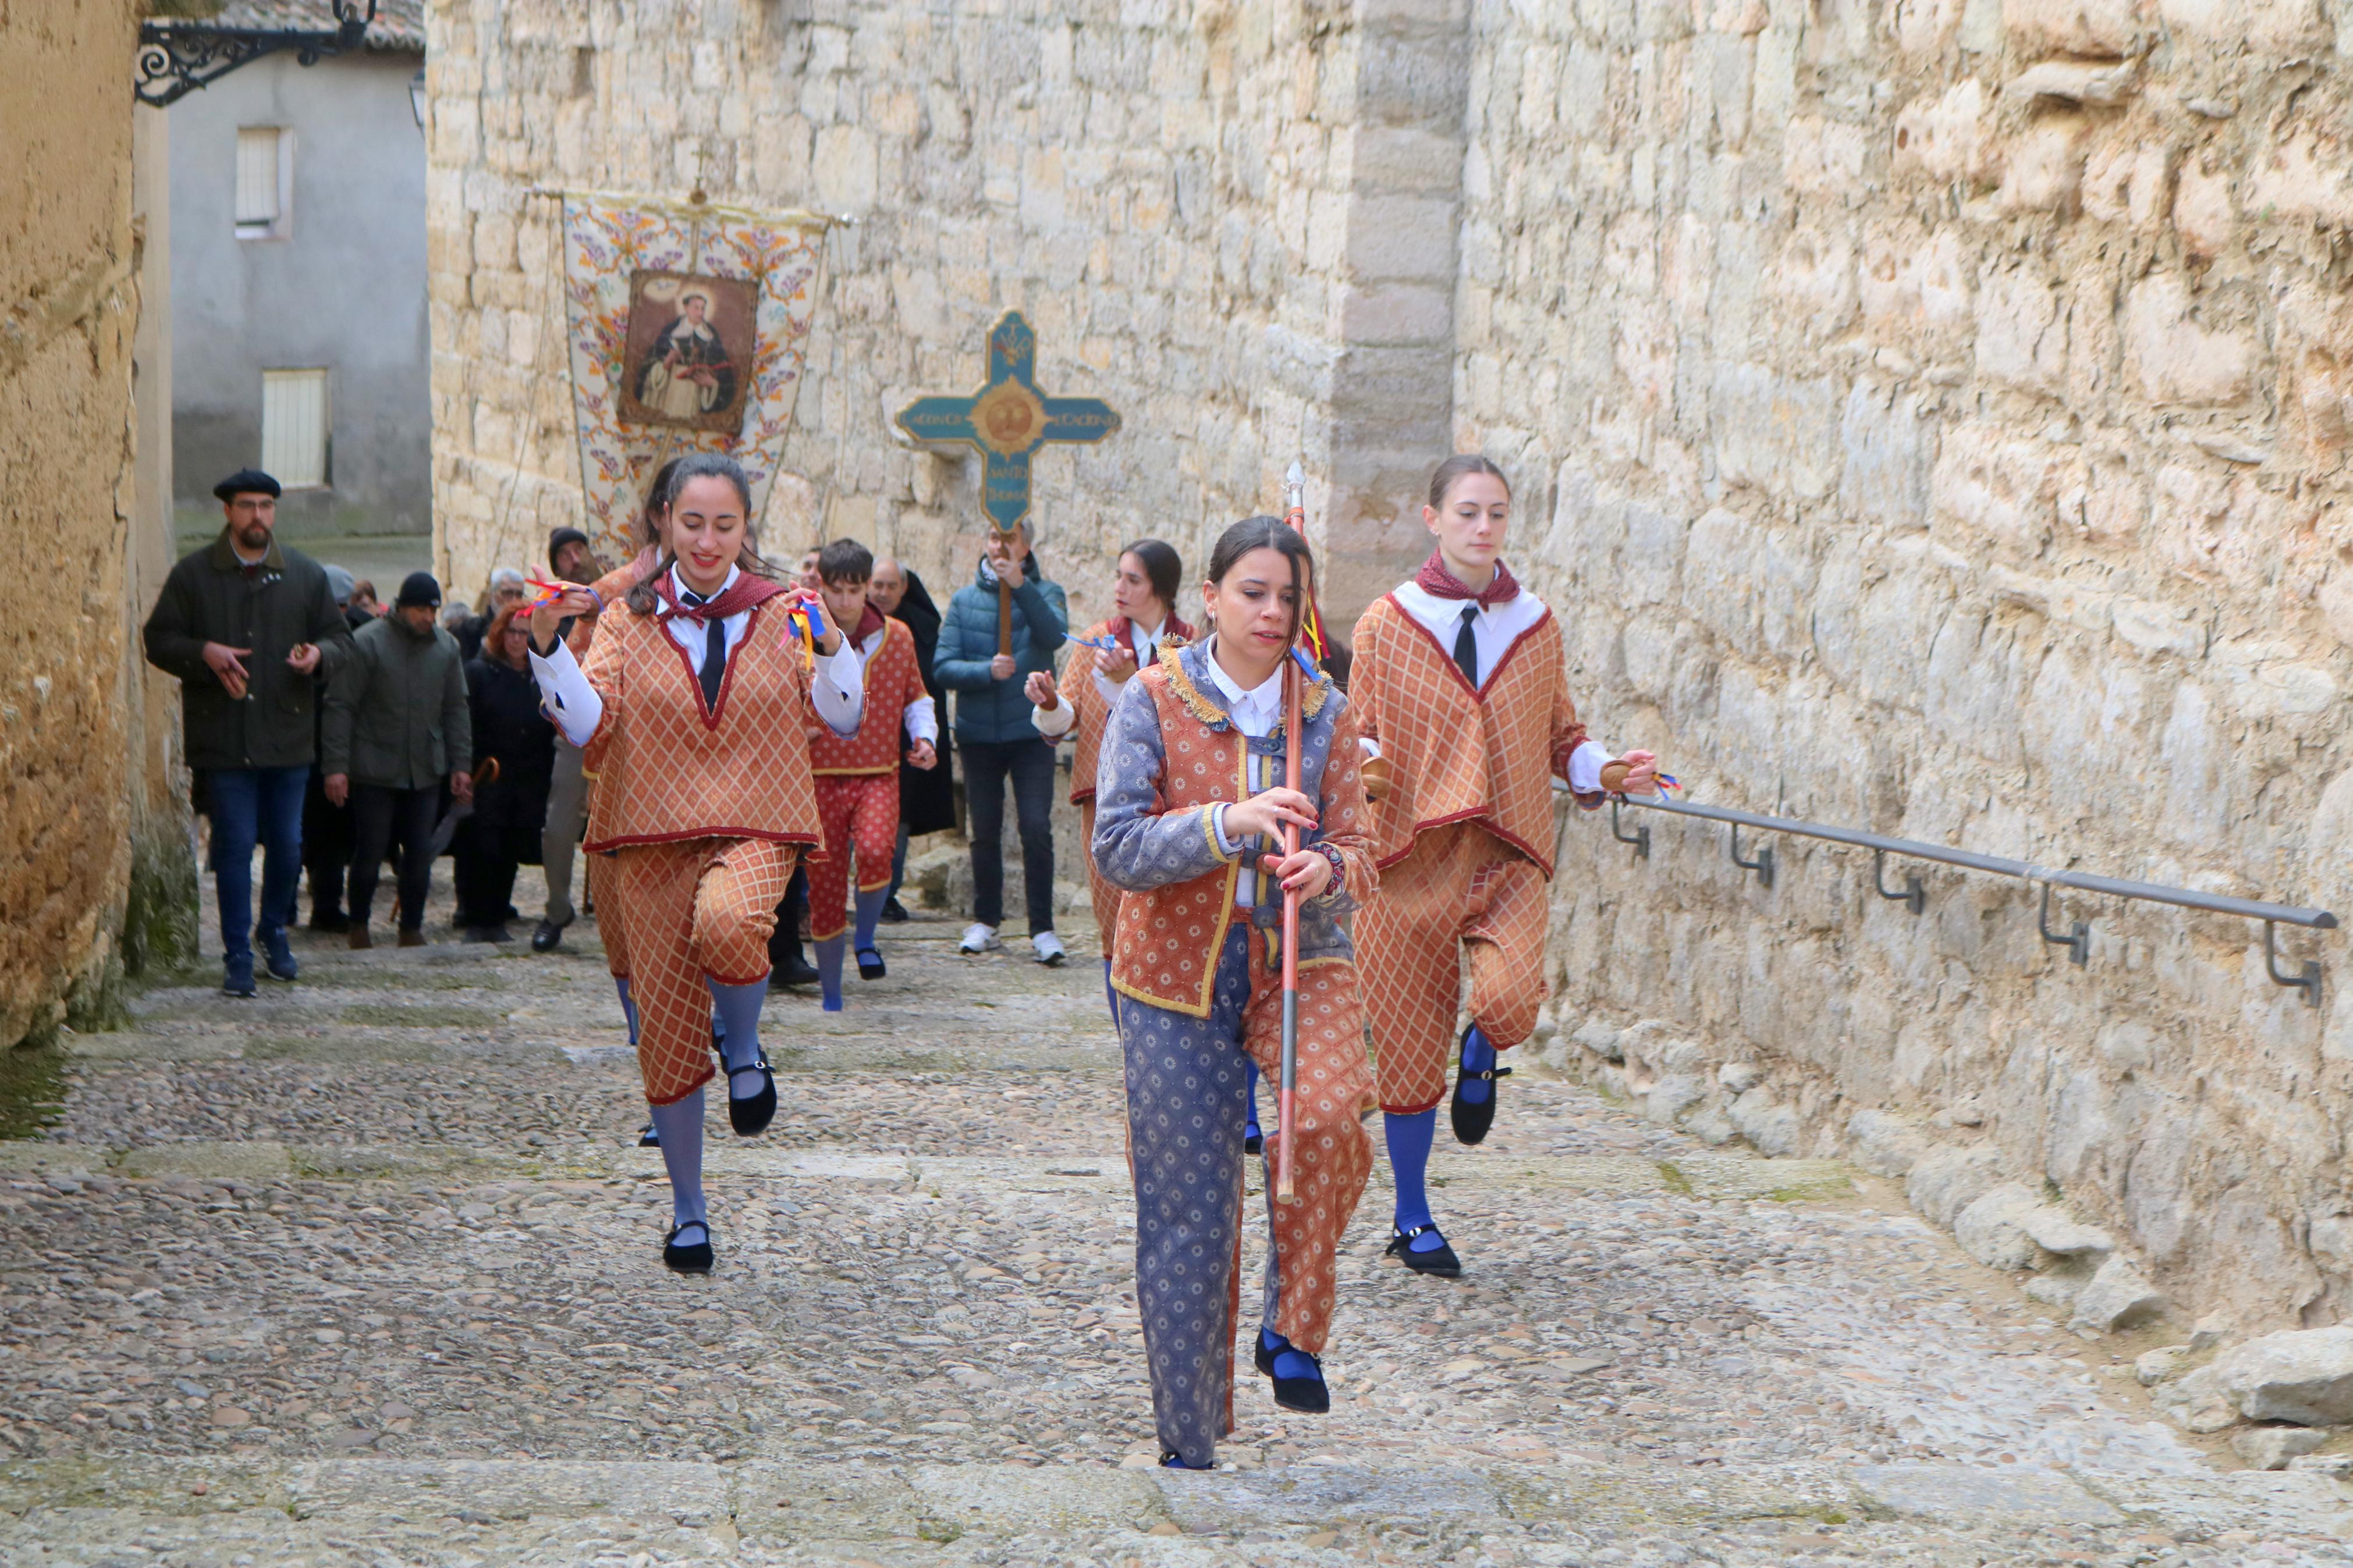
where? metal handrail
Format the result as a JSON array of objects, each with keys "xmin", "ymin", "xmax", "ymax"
[{"xmin": 1561, "ymin": 785, "xmax": 2336, "ymax": 1004}]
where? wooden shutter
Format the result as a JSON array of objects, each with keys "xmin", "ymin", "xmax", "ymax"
[{"xmin": 261, "ymin": 369, "xmax": 329, "ymax": 489}]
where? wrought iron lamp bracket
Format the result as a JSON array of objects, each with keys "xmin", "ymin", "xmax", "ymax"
[
  {"xmin": 136, "ymin": 1, "xmax": 379, "ymax": 107},
  {"xmin": 1610, "ymin": 799, "xmax": 1649, "ymax": 861},
  {"xmin": 1873, "ymin": 849, "xmax": 1925, "ymax": 915},
  {"xmin": 1729, "ymin": 822, "xmax": 1774, "ymax": 888},
  {"xmin": 2038, "ymin": 882, "xmax": 2089, "ymax": 967},
  {"xmin": 2266, "ymin": 920, "xmax": 2323, "ymax": 1009}
]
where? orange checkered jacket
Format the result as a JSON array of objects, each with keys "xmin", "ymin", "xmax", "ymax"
[
  {"xmin": 1059, "ymin": 620, "xmax": 1193, "ymax": 807},
  {"xmin": 577, "ymin": 599, "xmax": 822, "ymax": 853},
  {"xmin": 1091, "ymin": 642, "xmax": 1377, "ymax": 1018},
  {"xmin": 811, "ymin": 615, "xmax": 928, "ymax": 776},
  {"xmin": 1347, "ymin": 595, "xmax": 1594, "ymax": 876}
]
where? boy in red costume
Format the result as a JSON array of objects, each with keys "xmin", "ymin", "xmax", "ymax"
[{"xmin": 807, "ymin": 538, "xmax": 939, "ymax": 1009}]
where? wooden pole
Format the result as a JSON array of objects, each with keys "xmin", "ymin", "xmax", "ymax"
[{"xmin": 1276, "ymin": 655, "xmax": 1304, "ymax": 1204}]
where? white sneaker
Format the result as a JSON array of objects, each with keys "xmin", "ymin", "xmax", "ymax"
[
  {"xmin": 1032, "ymin": 930, "xmax": 1068, "ymax": 967},
  {"xmin": 960, "ymin": 922, "xmax": 1002, "ymax": 955}
]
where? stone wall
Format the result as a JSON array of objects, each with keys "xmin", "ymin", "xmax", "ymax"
[
  {"xmin": 0, "ymin": 0, "xmax": 188, "ymax": 1051},
  {"xmin": 1455, "ymin": 0, "xmax": 2353, "ymax": 1329}
]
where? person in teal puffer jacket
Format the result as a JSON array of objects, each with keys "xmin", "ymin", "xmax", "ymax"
[{"xmin": 934, "ymin": 524, "xmax": 1070, "ymax": 964}]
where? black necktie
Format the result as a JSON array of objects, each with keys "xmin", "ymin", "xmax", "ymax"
[
  {"xmin": 1453, "ymin": 605, "xmax": 1480, "ymax": 688},
  {"xmin": 685, "ymin": 592, "xmax": 725, "ymax": 708}
]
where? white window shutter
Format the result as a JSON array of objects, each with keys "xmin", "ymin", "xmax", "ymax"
[
  {"xmin": 261, "ymin": 369, "xmax": 329, "ymax": 489},
  {"xmin": 235, "ymin": 128, "xmax": 281, "ymax": 227}
]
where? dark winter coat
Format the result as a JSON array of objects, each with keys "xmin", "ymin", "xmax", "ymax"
[
  {"xmin": 457, "ymin": 655, "xmax": 555, "ymax": 862},
  {"xmin": 934, "ymin": 557, "xmax": 1069, "ymax": 744},
  {"xmin": 322, "ymin": 614, "xmax": 473, "ymax": 790},
  {"xmin": 892, "ymin": 569, "xmax": 959, "ymax": 837},
  {"xmin": 141, "ymin": 529, "xmax": 353, "ymax": 771}
]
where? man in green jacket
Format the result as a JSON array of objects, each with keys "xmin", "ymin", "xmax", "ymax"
[
  {"xmin": 323, "ymin": 572, "xmax": 474, "ymax": 948},
  {"xmin": 934, "ymin": 524, "xmax": 1070, "ymax": 965},
  {"xmin": 141, "ymin": 469, "xmax": 352, "ymax": 996}
]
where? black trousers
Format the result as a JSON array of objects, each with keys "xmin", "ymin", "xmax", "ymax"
[
  {"xmin": 453, "ymin": 839, "xmax": 520, "ymax": 929},
  {"xmin": 766, "ymin": 866, "xmax": 811, "ymax": 972},
  {"xmin": 960, "ymin": 735, "xmax": 1056, "ymax": 934},
  {"xmin": 349, "ymin": 784, "xmax": 438, "ymax": 931}
]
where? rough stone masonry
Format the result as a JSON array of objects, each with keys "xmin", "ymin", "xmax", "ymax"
[{"xmin": 428, "ymin": 0, "xmax": 2353, "ymax": 1335}]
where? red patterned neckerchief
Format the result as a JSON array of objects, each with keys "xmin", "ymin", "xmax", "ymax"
[
  {"xmin": 652, "ymin": 570, "xmax": 790, "ymax": 625},
  {"xmin": 855, "ymin": 602, "xmax": 888, "ymax": 643},
  {"xmin": 1414, "ymin": 549, "xmax": 1520, "ymax": 609},
  {"xmin": 1106, "ymin": 611, "xmax": 1196, "ymax": 648}
]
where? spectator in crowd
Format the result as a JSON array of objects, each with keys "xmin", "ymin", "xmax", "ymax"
[
  {"xmin": 868, "ymin": 556, "xmax": 954, "ymax": 922},
  {"xmin": 533, "ymin": 522, "xmax": 616, "ymax": 951},
  {"xmin": 349, "ymin": 579, "xmax": 382, "ymax": 619},
  {"xmin": 302, "ymin": 566, "xmax": 366, "ymax": 931},
  {"xmin": 141, "ymin": 468, "xmax": 352, "ymax": 995},
  {"xmin": 453, "ymin": 606, "xmax": 555, "ymax": 942},
  {"xmin": 935, "ymin": 524, "xmax": 1069, "ymax": 964},
  {"xmin": 459, "ymin": 568, "xmax": 527, "ymax": 660},
  {"xmin": 324, "ymin": 571, "xmax": 473, "ymax": 948}
]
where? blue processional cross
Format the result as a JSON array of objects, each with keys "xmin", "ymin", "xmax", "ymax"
[{"xmin": 895, "ymin": 312, "xmax": 1122, "ymax": 653}]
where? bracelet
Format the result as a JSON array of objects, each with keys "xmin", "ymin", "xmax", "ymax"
[{"xmin": 1312, "ymin": 842, "xmax": 1347, "ymax": 898}]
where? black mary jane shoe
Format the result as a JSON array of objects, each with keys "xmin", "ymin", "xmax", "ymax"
[
  {"xmin": 724, "ymin": 1057, "xmax": 778, "ymax": 1137},
  {"xmin": 662, "ymin": 1221, "xmax": 714, "ymax": 1274},
  {"xmin": 1243, "ymin": 1128, "xmax": 1264, "ymax": 1157},
  {"xmin": 1160, "ymin": 1450, "xmax": 1212, "ymax": 1470},
  {"xmin": 856, "ymin": 947, "xmax": 886, "ymax": 980},
  {"xmin": 1449, "ymin": 1028, "xmax": 1512, "ymax": 1147},
  {"xmin": 1254, "ymin": 1332, "xmax": 1331, "ymax": 1414},
  {"xmin": 637, "ymin": 1121, "xmax": 661, "ymax": 1148},
  {"xmin": 1385, "ymin": 1223, "xmax": 1463, "ymax": 1279}
]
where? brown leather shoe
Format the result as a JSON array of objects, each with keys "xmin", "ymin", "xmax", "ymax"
[
  {"xmin": 398, "ymin": 929, "xmax": 427, "ymax": 948},
  {"xmin": 347, "ymin": 926, "xmax": 372, "ymax": 951}
]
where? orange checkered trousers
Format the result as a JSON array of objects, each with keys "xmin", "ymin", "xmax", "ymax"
[
  {"xmin": 1355, "ymin": 821, "xmax": 1548, "ymax": 1115},
  {"xmin": 808, "ymin": 773, "xmax": 900, "ymax": 943},
  {"xmin": 585, "ymin": 849, "xmax": 629, "ymax": 978},
  {"xmin": 612, "ymin": 837, "xmax": 796, "ymax": 1105},
  {"xmin": 1078, "ymin": 800, "xmax": 1121, "ymax": 959}
]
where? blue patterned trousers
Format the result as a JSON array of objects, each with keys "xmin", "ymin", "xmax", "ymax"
[{"xmin": 1119, "ymin": 922, "xmax": 1374, "ymax": 1466}]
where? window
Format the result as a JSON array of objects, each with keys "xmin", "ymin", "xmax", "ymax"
[
  {"xmin": 235, "ymin": 127, "xmax": 290, "ymax": 239},
  {"xmin": 261, "ymin": 369, "xmax": 329, "ymax": 489}
]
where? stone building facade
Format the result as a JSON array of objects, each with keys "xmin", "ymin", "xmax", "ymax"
[
  {"xmin": 2, "ymin": 0, "xmax": 194, "ymax": 1054},
  {"xmin": 430, "ymin": 0, "xmax": 2353, "ymax": 1329}
]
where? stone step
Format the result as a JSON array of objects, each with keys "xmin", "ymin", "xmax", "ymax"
[{"xmin": 0, "ymin": 1137, "xmax": 1853, "ymax": 1203}]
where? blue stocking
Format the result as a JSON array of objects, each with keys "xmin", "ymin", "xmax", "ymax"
[
  {"xmin": 705, "ymin": 979, "xmax": 767, "ymax": 1099},
  {"xmin": 615, "ymin": 977, "xmax": 640, "ymax": 1047},
  {"xmin": 1385, "ymin": 1108, "xmax": 1445, "ymax": 1249},
  {"xmin": 814, "ymin": 937, "xmax": 845, "ymax": 1012},
  {"xmin": 853, "ymin": 887, "xmax": 888, "ymax": 956},
  {"xmin": 646, "ymin": 1090, "xmax": 707, "ymax": 1233},
  {"xmin": 1457, "ymin": 1026, "xmax": 1497, "ymax": 1104},
  {"xmin": 1244, "ymin": 1058, "xmax": 1263, "ymax": 1144},
  {"xmin": 1101, "ymin": 958, "xmax": 1118, "ymax": 1022},
  {"xmin": 1259, "ymin": 1324, "xmax": 1322, "ymax": 1382}
]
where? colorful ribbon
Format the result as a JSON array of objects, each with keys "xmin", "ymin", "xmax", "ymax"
[
  {"xmin": 779, "ymin": 596, "xmax": 827, "ymax": 669},
  {"xmin": 1066, "ymin": 630, "xmax": 1124, "ymax": 652}
]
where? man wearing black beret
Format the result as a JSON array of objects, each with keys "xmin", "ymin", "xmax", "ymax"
[{"xmin": 142, "ymin": 468, "xmax": 353, "ymax": 996}]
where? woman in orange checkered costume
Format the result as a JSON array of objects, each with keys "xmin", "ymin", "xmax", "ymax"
[
  {"xmin": 1092, "ymin": 517, "xmax": 1377, "ymax": 1469},
  {"xmin": 807, "ymin": 537, "xmax": 939, "ymax": 1009},
  {"xmin": 1349, "ymin": 455, "xmax": 1662, "ymax": 1279},
  {"xmin": 1024, "ymin": 539, "xmax": 1194, "ymax": 994},
  {"xmin": 527, "ymin": 454, "xmax": 866, "ymax": 1274}
]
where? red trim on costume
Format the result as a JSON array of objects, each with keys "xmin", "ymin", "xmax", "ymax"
[
  {"xmin": 646, "ymin": 1064, "xmax": 716, "ymax": 1108},
  {"xmin": 1379, "ymin": 593, "xmax": 1556, "ymax": 703},
  {"xmin": 585, "ymin": 827, "xmax": 819, "ymax": 854},
  {"xmin": 703, "ymin": 966, "xmax": 772, "ymax": 986},
  {"xmin": 1372, "ymin": 810, "xmax": 1553, "ymax": 879},
  {"xmin": 661, "ymin": 603, "xmax": 775, "ymax": 730}
]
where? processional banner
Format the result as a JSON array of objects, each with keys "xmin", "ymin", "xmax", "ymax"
[{"xmin": 559, "ymin": 190, "xmax": 830, "ymax": 562}]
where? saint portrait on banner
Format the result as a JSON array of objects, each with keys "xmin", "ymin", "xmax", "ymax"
[{"xmin": 618, "ymin": 270, "xmax": 757, "ymax": 432}]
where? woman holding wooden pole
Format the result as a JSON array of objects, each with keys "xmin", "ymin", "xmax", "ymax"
[{"xmin": 1090, "ymin": 512, "xmax": 1377, "ymax": 1470}]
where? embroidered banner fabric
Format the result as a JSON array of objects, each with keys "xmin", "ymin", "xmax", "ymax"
[{"xmin": 559, "ymin": 190, "xmax": 829, "ymax": 561}]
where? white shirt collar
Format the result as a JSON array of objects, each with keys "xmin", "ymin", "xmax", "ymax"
[
  {"xmin": 671, "ymin": 562, "xmax": 741, "ymax": 605},
  {"xmin": 1202, "ymin": 635, "xmax": 1284, "ymax": 713}
]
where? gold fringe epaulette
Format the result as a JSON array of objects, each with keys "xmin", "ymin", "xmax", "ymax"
[{"xmin": 1155, "ymin": 642, "xmax": 1331, "ymax": 728}]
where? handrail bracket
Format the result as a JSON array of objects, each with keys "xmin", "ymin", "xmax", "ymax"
[
  {"xmin": 1729, "ymin": 823, "xmax": 1774, "ymax": 888},
  {"xmin": 2039, "ymin": 883, "xmax": 2089, "ymax": 967},
  {"xmin": 1874, "ymin": 849, "xmax": 1925, "ymax": 916},
  {"xmin": 1610, "ymin": 799, "xmax": 1649, "ymax": 861},
  {"xmin": 2267, "ymin": 920, "xmax": 2323, "ymax": 1009}
]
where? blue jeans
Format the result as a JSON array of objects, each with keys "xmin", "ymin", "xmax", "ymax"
[{"xmin": 204, "ymin": 765, "xmax": 310, "ymax": 963}]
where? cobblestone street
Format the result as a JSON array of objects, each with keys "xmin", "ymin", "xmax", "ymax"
[{"xmin": 6, "ymin": 881, "xmax": 2353, "ymax": 1566}]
